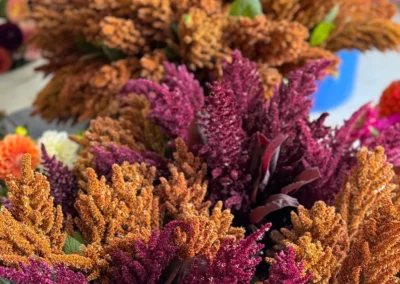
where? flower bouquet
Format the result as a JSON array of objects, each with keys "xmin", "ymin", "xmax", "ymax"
[
  {"xmin": 0, "ymin": 50, "xmax": 399, "ymax": 283},
  {"xmin": 0, "ymin": 0, "xmax": 40, "ymax": 75},
  {"xmin": 29, "ymin": 0, "xmax": 400, "ymax": 122}
]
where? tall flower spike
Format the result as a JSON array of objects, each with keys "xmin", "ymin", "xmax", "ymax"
[
  {"xmin": 333, "ymin": 198, "xmax": 400, "ymax": 284},
  {"xmin": 0, "ymin": 155, "xmax": 92, "ymax": 272},
  {"xmin": 265, "ymin": 246, "xmax": 311, "ymax": 284},
  {"xmin": 41, "ymin": 144, "xmax": 78, "ymax": 217},
  {"xmin": 0, "ymin": 259, "xmax": 88, "ymax": 284},
  {"xmin": 274, "ymin": 201, "xmax": 349, "ymax": 283},
  {"xmin": 335, "ymin": 147, "xmax": 396, "ymax": 239},
  {"xmin": 6, "ymin": 154, "xmax": 65, "ymax": 249},
  {"xmin": 221, "ymin": 50, "xmax": 263, "ymax": 118},
  {"xmin": 174, "ymin": 201, "xmax": 245, "ymax": 260},
  {"xmin": 180, "ymin": 223, "xmax": 271, "ymax": 284},
  {"xmin": 198, "ymin": 81, "xmax": 250, "ymax": 208},
  {"xmin": 109, "ymin": 221, "xmax": 190, "ymax": 284}
]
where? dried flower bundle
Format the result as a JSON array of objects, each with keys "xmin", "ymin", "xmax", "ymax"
[{"xmin": 30, "ymin": 0, "xmax": 400, "ymax": 122}]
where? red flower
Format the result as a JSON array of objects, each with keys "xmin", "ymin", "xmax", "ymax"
[
  {"xmin": 379, "ymin": 80, "xmax": 400, "ymax": 117},
  {"xmin": 0, "ymin": 47, "xmax": 13, "ymax": 74}
]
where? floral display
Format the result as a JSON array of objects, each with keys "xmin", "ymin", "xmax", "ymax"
[
  {"xmin": 29, "ymin": 0, "xmax": 400, "ymax": 122},
  {"xmin": 1, "ymin": 46, "xmax": 400, "ymax": 283},
  {"xmin": 0, "ymin": 0, "xmax": 40, "ymax": 74}
]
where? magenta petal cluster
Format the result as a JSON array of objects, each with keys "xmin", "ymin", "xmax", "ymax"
[
  {"xmin": 0, "ymin": 259, "xmax": 87, "ymax": 284},
  {"xmin": 265, "ymin": 246, "xmax": 311, "ymax": 284},
  {"xmin": 109, "ymin": 221, "xmax": 190, "ymax": 284},
  {"xmin": 180, "ymin": 223, "xmax": 271, "ymax": 284},
  {"xmin": 41, "ymin": 144, "xmax": 78, "ymax": 217},
  {"xmin": 92, "ymin": 143, "xmax": 170, "ymax": 179}
]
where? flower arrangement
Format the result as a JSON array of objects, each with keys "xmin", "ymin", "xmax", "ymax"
[
  {"xmin": 0, "ymin": 0, "xmax": 40, "ymax": 75},
  {"xmin": 0, "ymin": 51, "xmax": 400, "ymax": 283},
  {"xmin": 29, "ymin": 0, "xmax": 400, "ymax": 122}
]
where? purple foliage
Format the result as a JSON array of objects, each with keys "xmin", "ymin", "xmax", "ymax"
[
  {"xmin": 161, "ymin": 62, "xmax": 204, "ymax": 112},
  {"xmin": 198, "ymin": 81, "xmax": 251, "ymax": 209},
  {"xmin": 0, "ymin": 259, "xmax": 87, "ymax": 284},
  {"xmin": 265, "ymin": 247, "xmax": 311, "ymax": 284},
  {"xmin": 180, "ymin": 223, "xmax": 271, "ymax": 284},
  {"xmin": 41, "ymin": 144, "xmax": 78, "ymax": 217},
  {"xmin": 109, "ymin": 221, "xmax": 190, "ymax": 284},
  {"xmin": 92, "ymin": 143, "xmax": 170, "ymax": 179}
]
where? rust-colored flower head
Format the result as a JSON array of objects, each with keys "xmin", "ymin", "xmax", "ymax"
[
  {"xmin": 131, "ymin": 0, "xmax": 173, "ymax": 44},
  {"xmin": 230, "ymin": 15, "xmax": 309, "ymax": 66},
  {"xmin": 0, "ymin": 135, "xmax": 40, "ymax": 179},
  {"xmin": 99, "ymin": 16, "xmax": 148, "ymax": 55},
  {"xmin": 273, "ymin": 201, "xmax": 349, "ymax": 283},
  {"xmin": 175, "ymin": 8, "xmax": 230, "ymax": 72},
  {"xmin": 335, "ymin": 147, "xmax": 396, "ymax": 239}
]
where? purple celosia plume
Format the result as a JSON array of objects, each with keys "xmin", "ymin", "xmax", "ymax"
[
  {"xmin": 180, "ymin": 223, "xmax": 271, "ymax": 284},
  {"xmin": 221, "ymin": 50, "xmax": 264, "ymax": 118},
  {"xmin": 161, "ymin": 62, "xmax": 204, "ymax": 112},
  {"xmin": 109, "ymin": 221, "xmax": 190, "ymax": 284},
  {"xmin": 0, "ymin": 259, "xmax": 87, "ymax": 284},
  {"xmin": 265, "ymin": 246, "xmax": 311, "ymax": 284},
  {"xmin": 41, "ymin": 144, "xmax": 78, "ymax": 217},
  {"xmin": 120, "ymin": 62, "xmax": 204, "ymax": 140},
  {"xmin": 198, "ymin": 81, "xmax": 251, "ymax": 209},
  {"xmin": 92, "ymin": 143, "xmax": 170, "ymax": 179}
]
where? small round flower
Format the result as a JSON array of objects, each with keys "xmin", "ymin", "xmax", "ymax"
[
  {"xmin": 0, "ymin": 22, "xmax": 23, "ymax": 51},
  {"xmin": 37, "ymin": 131, "xmax": 79, "ymax": 169},
  {"xmin": 0, "ymin": 134, "xmax": 40, "ymax": 179},
  {"xmin": 379, "ymin": 80, "xmax": 400, "ymax": 118},
  {"xmin": 6, "ymin": 0, "xmax": 30, "ymax": 23},
  {"xmin": 0, "ymin": 47, "xmax": 13, "ymax": 74}
]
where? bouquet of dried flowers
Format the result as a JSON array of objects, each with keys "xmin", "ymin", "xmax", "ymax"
[
  {"xmin": 1, "ymin": 51, "xmax": 400, "ymax": 283},
  {"xmin": 0, "ymin": 0, "xmax": 40, "ymax": 74},
  {"xmin": 30, "ymin": 0, "xmax": 400, "ymax": 122}
]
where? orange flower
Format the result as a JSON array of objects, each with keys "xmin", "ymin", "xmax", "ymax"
[
  {"xmin": 379, "ymin": 80, "xmax": 400, "ymax": 118},
  {"xmin": 0, "ymin": 135, "xmax": 39, "ymax": 179}
]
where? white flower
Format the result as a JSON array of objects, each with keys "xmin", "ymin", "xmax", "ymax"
[{"xmin": 37, "ymin": 130, "xmax": 79, "ymax": 169}]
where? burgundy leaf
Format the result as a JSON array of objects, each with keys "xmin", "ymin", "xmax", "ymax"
[
  {"xmin": 250, "ymin": 194, "xmax": 300, "ymax": 224},
  {"xmin": 281, "ymin": 167, "xmax": 321, "ymax": 195},
  {"xmin": 259, "ymin": 134, "xmax": 288, "ymax": 190}
]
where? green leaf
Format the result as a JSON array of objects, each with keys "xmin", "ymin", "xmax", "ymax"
[
  {"xmin": 370, "ymin": 126, "xmax": 380, "ymax": 137},
  {"xmin": 72, "ymin": 231, "xmax": 86, "ymax": 245},
  {"xmin": 0, "ymin": 278, "xmax": 12, "ymax": 284},
  {"xmin": 75, "ymin": 37, "xmax": 101, "ymax": 54},
  {"xmin": 309, "ymin": 22, "xmax": 335, "ymax": 46},
  {"xmin": 102, "ymin": 44, "xmax": 126, "ymax": 62},
  {"xmin": 323, "ymin": 5, "xmax": 340, "ymax": 24},
  {"xmin": 63, "ymin": 234, "xmax": 85, "ymax": 255},
  {"xmin": 229, "ymin": 0, "xmax": 262, "ymax": 19},
  {"xmin": 0, "ymin": 0, "xmax": 7, "ymax": 18}
]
